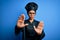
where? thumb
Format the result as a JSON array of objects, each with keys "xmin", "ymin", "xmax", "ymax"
[
  {"xmin": 34, "ymin": 26, "xmax": 37, "ymax": 31},
  {"xmin": 34, "ymin": 26, "xmax": 36, "ymax": 29},
  {"xmin": 24, "ymin": 24, "xmax": 29, "ymax": 26}
]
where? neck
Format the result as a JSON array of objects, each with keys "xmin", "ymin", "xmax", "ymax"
[{"xmin": 29, "ymin": 18, "xmax": 34, "ymax": 23}]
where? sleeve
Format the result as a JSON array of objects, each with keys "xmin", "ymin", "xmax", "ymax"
[
  {"xmin": 37, "ymin": 21, "xmax": 45, "ymax": 39},
  {"xmin": 15, "ymin": 25, "xmax": 24, "ymax": 35},
  {"xmin": 39, "ymin": 30, "xmax": 45, "ymax": 39}
]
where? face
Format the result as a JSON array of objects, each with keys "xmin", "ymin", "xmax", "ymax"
[{"xmin": 28, "ymin": 10, "xmax": 36, "ymax": 19}]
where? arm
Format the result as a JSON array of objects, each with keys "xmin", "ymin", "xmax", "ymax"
[
  {"xmin": 15, "ymin": 25, "xmax": 24, "ymax": 35},
  {"xmin": 15, "ymin": 14, "xmax": 28, "ymax": 35},
  {"xmin": 39, "ymin": 30, "xmax": 45, "ymax": 39},
  {"xmin": 34, "ymin": 21, "xmax": 45, "ymax": 39}
]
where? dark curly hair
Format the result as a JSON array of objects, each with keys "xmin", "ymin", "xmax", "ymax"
[{"xmin": 25, "ymin": 2, "xmax": 38, "ymax": 13}]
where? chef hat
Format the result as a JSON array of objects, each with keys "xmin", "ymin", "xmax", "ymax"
[{"xmin": 25, "ymin": 2, "xmax": 38, "ymax": 13}]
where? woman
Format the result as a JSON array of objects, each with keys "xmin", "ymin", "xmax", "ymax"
[{"xmin": 15, "ymin": 2, "xmax": 45, "ymax": 40}]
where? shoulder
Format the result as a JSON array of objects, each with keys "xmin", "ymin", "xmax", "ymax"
[
  {"xmin": 34, "ymin": 19, "xmax": 40, "ymax": 23},
  {"xmin": 24, "ymin": 19, "xmax": 29, "ymax": 23},
  {"xmin": 25, "ymin": 19, "xmax": 28, "ymax": 21},
  {"xmin": 33, "ymin": 20, "xmax": 40, "ymax": 27},
  {"xmin": 25, "ymin": 19, "xmax": 39, "ymax": 23},
  {"xmin": 24, "ymin": 19, "xmax": 28, "ymax": 22}
]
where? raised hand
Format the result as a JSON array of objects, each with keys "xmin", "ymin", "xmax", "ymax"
[
  {"xmin": 17, "ymin": 14, "xmax": 28, "ymax": 28},
  {"xmin": 34, "ymin": 21, "xmax": 44, "ymax": 35}
]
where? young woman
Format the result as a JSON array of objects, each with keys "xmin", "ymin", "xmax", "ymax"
[{"xmin": 15, "ymin": 2, "xmax": 45, "ymax": 40}]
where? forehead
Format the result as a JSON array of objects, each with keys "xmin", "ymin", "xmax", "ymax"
[{"xmin": 29, "ymin": 10, "xmax": 35, "ymax": 13}]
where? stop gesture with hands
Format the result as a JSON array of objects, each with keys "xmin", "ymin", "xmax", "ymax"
[
  {"xmin": 17, "ymin": 14, "xmax": 28, "ymax": 28},
  {"xmin": 17, "ymin": 14, "xmax": 44, "ymax": 35},
  {"xmin": 34, "ymin": 21, "xmax": 44, "ymax": 35}
]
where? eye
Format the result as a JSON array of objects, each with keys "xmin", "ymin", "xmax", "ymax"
[
  {"xmin": 29, "ymin": 13, "xmax": 35, "ymax": 14},
  {"xmin": 32, "ymin": 13, "xmax": 35, "ymax": 14},
  {"xmin": 29, "ymin": 13, "xmax": 31, "ymax": 14}
]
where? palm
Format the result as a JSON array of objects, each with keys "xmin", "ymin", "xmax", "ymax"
[
  {"xmin": 17, "ymin": 14, "xmax": 28, "ymax": 28},
  {"xmin": 34, "ymin": 21, "xmax": 44, "ymax": 34}
]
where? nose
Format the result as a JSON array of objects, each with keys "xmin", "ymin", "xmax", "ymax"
[{"xmin": 31, "ymin": 13, "xmax": 33, "ymax": 15}]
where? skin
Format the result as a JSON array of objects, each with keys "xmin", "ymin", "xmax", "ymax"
[{"xmin": 17, "ymin": 10, "xmax": 44, "ymax": 35}]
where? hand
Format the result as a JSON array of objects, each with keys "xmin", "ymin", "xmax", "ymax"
[
  {"xmin": 17, "ymin": 14, "xmax": 28, "ymax": 28},
  {"xmin": 34, "ymin": 21, "xmax": 44, "ymax": 35}
]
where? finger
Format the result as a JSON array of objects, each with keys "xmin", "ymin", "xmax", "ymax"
[
  {"xmin": 39, "ymin": 21, "xmax": 44, "ymax": 23},
  {"xmin": 18, "ymin": 20, "xmax": 24, "ymax": 23},
  {"xmin": 40, "ymin": 21, "xmax": 44, "ymax": 24},
  {"xmin": 18, "ymin": 14, "xmax": 25, "ymax": 20},
  {"xmin": 37, "ymin": 25, "xmax": 43, "ymax": 29},
  {"xmin": 37, "ymin": 22, "xmax": 44, "ymax": 29},
  {"xmin": 39, "ymin": 21, "xmax": 44, "ymax": 27},
  {"xmin": 21, "ymin": 14, "xmax": 25, "ymax": 20},
  {"xmin": 37, "ymin": 26, "xmax": 43, "ymax": 30},
  {"xmin": 18, "ymin": 16, "xmax": 21, "ymax": 20}
]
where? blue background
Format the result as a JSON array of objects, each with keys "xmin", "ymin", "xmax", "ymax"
[{"xmin": 0, "ymin": 0, "xmax": 60, "ymax": 40}]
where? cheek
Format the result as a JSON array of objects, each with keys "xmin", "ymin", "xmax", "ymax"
[
  {"xmin": 28, "ymin": 14, "xmax": 31, "ymax": 16},
  {"xmin": 31, "ymin": 14, "xmax": 35, "ymax": 17},
  {"xmin": 34, "ymin": 14, "xmax": 35, "ymax": 16},
  {"xmin": 32, "ymin": 14, "xmax": 35, "ymax": 17},
  {"xmin": 28, "ymin": 14, "xmax": 36, "ymax": 17}
]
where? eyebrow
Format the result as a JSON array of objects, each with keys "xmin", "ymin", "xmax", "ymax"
[{"xmin": 29, "ymin": 13, "xmax": 35, "ymax": 14}]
